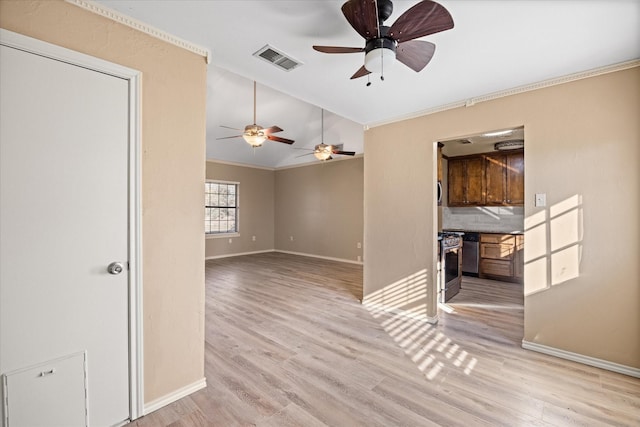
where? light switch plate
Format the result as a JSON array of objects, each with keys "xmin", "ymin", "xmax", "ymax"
[{"xmin": 535, "ymin": 193, "xmax": 546, "ymax": 207}]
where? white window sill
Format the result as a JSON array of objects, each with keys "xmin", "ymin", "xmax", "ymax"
[{"xmin": 206, "ymin": 233, "xmax": 240, "ymax": 239}]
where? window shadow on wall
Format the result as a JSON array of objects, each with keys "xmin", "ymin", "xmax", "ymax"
[{"xmin": 524, "ymin": 194, "xmax": 583, "ymax": 296}]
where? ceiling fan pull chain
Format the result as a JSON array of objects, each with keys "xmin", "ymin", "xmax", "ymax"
[
  {"xmin": 366, "ymin": 74, "xmax": 371, "ymax": 87},
  {"xmin": 380, "ymin": 48, "xmax": 385, "ymax": 81}
]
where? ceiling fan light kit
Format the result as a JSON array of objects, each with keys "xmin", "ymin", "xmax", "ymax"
[
  {"xmin": 242, "ymin": 125, "xmax": 267, "ymax": 147},
  {"xmin": 312, "ymin": 0, "xmax": 454, "ymax": 84},
  {"xmin": 313, "ymin": 144, "xmax": 334, "ymax": 161},
  {"xmin": 364, "ymin": 38, "xmax": 396, "ymax": 73}
]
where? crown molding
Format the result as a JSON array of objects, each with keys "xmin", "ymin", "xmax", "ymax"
[
  {"xmin": 206, "ymin": 153, "xmax": 364, "ymax": 172},
  {"xmin": 275, "ymin": 153, "xmax": 364, "ymax": 171},
  {"xmin": 65, "ymin": 0, "xmax": 211, "ymax": 64},
  {"xmin": 206, "ymin": 158, "xmax": 275, "ymax": 171},
  {"xmin": 367, "ymin": 59, "xmax": 640, "ymax": 129}
]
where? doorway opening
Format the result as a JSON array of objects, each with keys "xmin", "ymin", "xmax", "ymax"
[{"xmin": 434, "ymin": 126, "xmax": 525, "ymax": 343}]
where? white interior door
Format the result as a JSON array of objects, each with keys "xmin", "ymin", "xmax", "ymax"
[{"xmin": 1, "ymin": 42, "xmax": 130, "ymax": 426}]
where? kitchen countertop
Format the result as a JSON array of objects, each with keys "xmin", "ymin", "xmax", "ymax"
[{"xmin": 443, "ymin": 229, "xmax": 524, "ymax": 235}]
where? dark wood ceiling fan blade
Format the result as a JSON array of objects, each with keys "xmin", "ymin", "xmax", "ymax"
[
  {"xmin": 263, "ymin": 126, "xmax": 283, "ymax": 134},
  {"xmin": 332, "ymin": 150, "xmax": 356, "ymax": 156},
  {"xmin": 341, "ymin": 0, "xmax": 379, "ymax": 40},
  {"xmin": 388, "ymin": 0, "xmax": 454, "ymax": 43},
  {"xmin": 267, "ymin": 135, "xmax": 295, "ymax": 145},
  {"xmin": 396, "ymin": 40, "xmax": 436, "ymax": 72},
  {"xmin": 216, "ymin": 135, "xmax": 243, "ymax": 140},
  {"xmin": 350, "ymin": 65, "xmax": 371, "ymax": 80},
  {"xmin": 313, "ymin": 46, "xmax": 364, "ymax": 54},
  {"xmin": 220, "ymin": 125, "xmax": 242, "ymax": 131}
]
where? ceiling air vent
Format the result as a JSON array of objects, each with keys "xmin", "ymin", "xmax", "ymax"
[{"xmin": 253, "ymin": 45, "xmax": 302, "ymax": 72}]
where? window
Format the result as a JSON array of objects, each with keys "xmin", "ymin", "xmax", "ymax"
[{"xmin": 205, "ymin": 181, "xmax": 238, "ymax": 235}]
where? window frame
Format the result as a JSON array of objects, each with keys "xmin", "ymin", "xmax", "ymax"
[{"xmin": 205, "ymin": 179, "xmax": 240, "ymax": 238}]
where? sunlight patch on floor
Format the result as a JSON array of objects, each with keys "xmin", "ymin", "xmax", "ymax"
[{"xmin": 365, "ymin": 305, "xmax": 479, "ymax": 381}]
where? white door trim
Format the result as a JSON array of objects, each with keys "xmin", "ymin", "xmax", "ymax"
[{"xmin": 0, "ymin": 29, "xmax": 144, "ymax": 421}]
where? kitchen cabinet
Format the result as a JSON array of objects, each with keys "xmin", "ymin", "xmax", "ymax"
[
  {"xmin": 437, "ymin": 143, "xmax": 443, "ymax": 206},
  {"xmin": 514, "ymin": 234, "xmax": 524, "ymax": 280},
  {"xmin": 506, "ymin": 152, "xmax": 525, "ymax": 205},
  {"xmin": 485, "ymin": 151, "xmax": 524, "ymax": 205},
  {"xmin": 479, "ymin": 233, "xmax": 523, "ymax": 283},
  {"xmin": 448, "ymin": 150, "xmax": 524, "ymax": 207},
  {"xmin": 447, "ymin": 156, "xmax": 484, "ymax": 206},
  {"xmin": 437, "ymin": 142, "xmax": 443, "ymax": 181}
]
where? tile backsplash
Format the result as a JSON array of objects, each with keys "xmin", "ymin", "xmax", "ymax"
[{"xmin": 442, "ymin": 206, "xmax": 524, "ymax": 233}]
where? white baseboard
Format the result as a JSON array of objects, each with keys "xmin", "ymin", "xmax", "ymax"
[
  {"xmin": 205, "ymin": 249, "xmax": 274, "ymax": 260},
  {"xmin": 363, "ymin": 300, "xmax": 439, "ymax": 324},
  {"xmin": 143, "ymin": 378, "xmax": 207, "ymax": 416},
  {"xmin": 275, "ymin": 250, "xmax": 363, "ymax": 265},
  {"xmin": 522, "ymin": 341, "xmax": 640, "ymax": 378},
  {"xmin": 205, "ymin": 249, "xmax": 363, "ymax": 266}
]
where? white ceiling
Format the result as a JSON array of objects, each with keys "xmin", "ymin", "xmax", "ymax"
[
  {"xmin": 441, "ymin": 126, "xmax": 525, "ymax": 157},
  {"xmin": 96, "ymin": 0, "xmax": 640, "ymax": 168}
]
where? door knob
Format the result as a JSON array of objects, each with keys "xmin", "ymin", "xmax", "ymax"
[{"xmin": 107, "ymin": 262, "xmax": 124, "ymax": 275}]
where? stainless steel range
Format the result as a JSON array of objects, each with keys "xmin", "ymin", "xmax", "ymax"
[{"xmin": 438, "ymin": 232, "xmax": 463, "ymax": 302}]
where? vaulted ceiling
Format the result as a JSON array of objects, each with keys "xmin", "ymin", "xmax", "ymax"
[{"xmin": 97, "ymin": 1, "xmax": 640, "ymax": 167}]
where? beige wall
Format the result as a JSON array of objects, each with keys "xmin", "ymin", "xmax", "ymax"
[
  {"xmin": 365, "ymin": 66, "xmax": 640, "ymax": 368},
  {"xmin": 205, "ymin": 161, "xmax": 275, "ymax": 257},
  {"xmin": 0, "ymin": 0, "xmax": 207, "ymax": 402},
  {"xmin": 205, "ymin": 157, "xmax": 364, "ymax": 263},
  {"xmin": 275, "ymin": 157, "xmax": 364, "ymax": 262}
]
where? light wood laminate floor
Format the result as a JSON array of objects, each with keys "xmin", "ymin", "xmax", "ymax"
[{"xmin": 128, "ymin": 252, "xmax": 639, "ymax": 426}]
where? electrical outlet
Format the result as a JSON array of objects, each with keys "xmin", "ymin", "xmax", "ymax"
[
  {"xmin": 252, "ymin": 235, "xmax": 256, "ymax": 241},
  {"xmin": 357, "ymin": 255, "xmax": 362, "ymax": 262},
  {"xmin": 357, "ymin": 242, "xmax": 362, "ymax": 249},
  {"xmin": 289, "ymin": 236, "xmax": 294, "ymax": 241},
  {"xmin": 228, "ymin": 238, "xmax": 232, "ymax": 243},
  {"xmin": 535, "ymin": 193, "xmax": 546, "ymax": 207}
]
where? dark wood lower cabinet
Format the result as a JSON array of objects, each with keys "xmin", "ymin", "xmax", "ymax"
[
  {"xmin": 514, "ymin": 234, "xmax": 524, "ymax": 280},
  {"xmin": 479, "ymin": 233, "xmax": 523, "ymax": 283}
]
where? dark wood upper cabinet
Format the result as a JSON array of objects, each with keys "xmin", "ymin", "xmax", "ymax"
[
  {"xmin": 447, "ymin": 150, "xmax": 524, "ymax": 207},
  {"xmin": 485, "ymin": 155, "xmax": 507, "ymax": 204},
  {"xmin": 447, "ymin": 156, "xmax": 485, "ymax": 206},
  {"xmin": 465, "ymin": 156, "xmax": 485, "ymax": 204},
  {"xmin": 506, "ymin": 151, "xmax": 524, "ymax": 205},
  {"xmin": 447, "ymin": 159, "xmax": 466, "ymax": 205}
]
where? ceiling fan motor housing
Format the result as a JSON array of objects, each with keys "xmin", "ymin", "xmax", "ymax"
[
  {"xmin": 377, "ymin": 0, "xmax": 394, "ymax": 23},
  {"xmin": 244, "ymin": 124, "xmax": 264, "ymax": 135}
]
